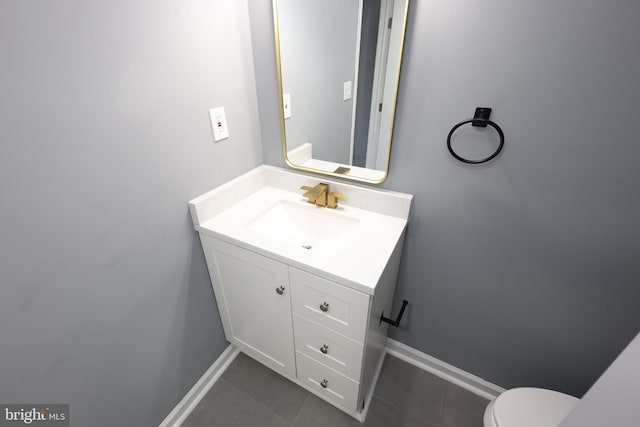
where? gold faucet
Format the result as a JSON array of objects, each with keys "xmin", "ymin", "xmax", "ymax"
[
  {"xmin": 301, "ymin": 183, "xmax": 328, "ymax": 206},
  {"xmin": 300, "ymin": 183, "xmax": 345, "ymax": 209}
]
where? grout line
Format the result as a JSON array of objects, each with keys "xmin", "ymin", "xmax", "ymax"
[
  {"xmin": 291, "ymin": 394, "xmax": 310, "ymax": 426},
  {"xmin": 436, "ymin": 382, "xmax": 449, "ymax": 426},
  {"xmin": 372, "ymin": 394, "xmax": 399, "ymax": 410},
  {"xmin": 372, "ymin": 356, "xmax": 450, "ymax": 427},
  {"xmin": 372, "ymin": 393, "xmax": 428, "ymax": 421},
  {"xmin": 369, "ymin": 396, "xmax": 438, "ymax": 427},
  {"xmin": 218, "ymin": 378, "xmax": 297, "ymax": 426}
]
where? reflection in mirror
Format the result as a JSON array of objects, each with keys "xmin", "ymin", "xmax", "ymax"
[{"xmin": 274, "ymin": 0, "xmax": 410, "ymax": 183}]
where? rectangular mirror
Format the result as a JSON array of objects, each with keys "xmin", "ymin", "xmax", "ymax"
[{"xmin": 273, "ymin": 0, "xmax": 410, "ymax": 184}]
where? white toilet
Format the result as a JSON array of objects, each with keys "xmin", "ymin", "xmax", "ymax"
[{"xmin": 484, "ymin": 387, "xmax": 579, "ymax": 427}]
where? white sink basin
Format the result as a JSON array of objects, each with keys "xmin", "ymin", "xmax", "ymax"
[
  {"xmin": 245, "ymin": 200, "xmax": 360, "ymax": 254},
  {"xmin": 189, "ymin": 166, "xmax": 412, "ymax": 293}
]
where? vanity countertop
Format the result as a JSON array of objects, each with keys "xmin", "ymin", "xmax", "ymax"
[{"xmin": 189, "ymin": 166, "xmax": 412, "ymax": 295}]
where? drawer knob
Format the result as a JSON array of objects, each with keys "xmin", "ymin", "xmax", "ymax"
[
  {"xmin": 319, "ymin": 302, "xmax": 330, "ymax": 312},
  {"xmin": 276, "ymin": 286, "xmax": 285, "ymax": 295},
  {"xmin": 320, "ymin": 344, "xmax": 329, "ymax": 354},
  {"xmin": 320, "ymin": 379, "xmax": 328, "ymax": 389}
]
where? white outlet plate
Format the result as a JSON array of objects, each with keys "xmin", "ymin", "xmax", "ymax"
[
  {"xmin": 283, "ymin": 93, "xmax": 291, "ymax": 119},
  {"xmin": 209, "ymin": 107, "xmax": 229, "ymax": 142}
]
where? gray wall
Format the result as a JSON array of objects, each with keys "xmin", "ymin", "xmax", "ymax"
[
  {"xmin": 277, "ymin": 0, "xmax": 358, "ymax": 163},
  {"xmin": 251, "ymin": 0, "xmax": 640, "ymax": 396},
  {"xmin": 0, "ymin": 1, "xmax": 261, "ymax": 426},
  {"xmin": 559, "ymin": 332, "xmax": 640, "ymax": 427}
]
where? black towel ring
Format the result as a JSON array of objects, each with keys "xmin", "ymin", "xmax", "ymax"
[{"xmin": 447, "ymin": 107, "xmax": 504, "ymax": 164}]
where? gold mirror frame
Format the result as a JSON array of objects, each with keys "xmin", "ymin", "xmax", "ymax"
[{"xmin": 272, "ymin": 0, "xmax": 410, "ymax": 184}]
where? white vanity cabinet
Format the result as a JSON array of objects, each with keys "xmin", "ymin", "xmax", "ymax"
[
  {"xmin": 189, "ymin": 166, "xmax": 412, "ymax": 421},
  {"xmin": 199, "ymin": 232, "xmax": 405, "ymax": 420}
]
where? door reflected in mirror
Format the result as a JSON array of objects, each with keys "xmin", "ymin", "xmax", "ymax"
[{"xmin": 274, "ymin": 0, "xmax": 410, "ymax": 183}]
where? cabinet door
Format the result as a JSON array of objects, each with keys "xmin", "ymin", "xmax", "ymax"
[{"xmin": 201, "ymin": 236, "xmax": 295, "ymax": 379}]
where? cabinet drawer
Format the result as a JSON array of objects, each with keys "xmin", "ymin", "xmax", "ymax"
[
  {"xmin": 296, "ymin": 351, "xmax": 359, "ymax": 413},
  {"xmin": 293, "ymin": 314, "xmax": 364, "ymax": 381},
  {"xmin": 290, "ymin": 268, "xmax": 369, "ymax": 343}
]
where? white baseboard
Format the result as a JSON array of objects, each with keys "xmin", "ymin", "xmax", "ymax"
[
  {"xmin": 385, "ymin": 338, "xmax": 505, "ymax": 400},
  {"xmin": 159, "ymin": 344, "xmax": 240, "ymax": 427}
]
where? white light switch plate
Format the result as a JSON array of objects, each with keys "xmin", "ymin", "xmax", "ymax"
[
  {"xmin": 283, "ymin": 93, "xmax": 291, "ymax": 119},
  {"xmin": 209, "ymin": 107, "xmax": 229, "ymax": 142},
  {"xmin": 343, "ymin": 81, "xmax": 352, "ymax": 101}
]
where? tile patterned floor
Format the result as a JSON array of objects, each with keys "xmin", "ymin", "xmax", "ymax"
[{"xmin": 182, "ymin": 353, "xmax": 489, "ymax": 427}]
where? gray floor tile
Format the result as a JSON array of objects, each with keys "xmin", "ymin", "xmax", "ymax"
[
  {"xmin": 222, "ymin": 352, "xmax": 309, "ymax": 423},
  {"xmin": 293, "ymin": 395, "xmax": 362, "ymax": 427},
  {"xmin": 364, "ymin": 397, "xmax": 435, "ymax": 427},
  {"xmin": 182, "ymin": 379, "xmax": 292, "ymax": 427},
  {"xmin": 294, "ymin": 395, "xmax": 435, "ymax": 427},
  {"xmin": 183, "ymin": 351, "xmax": 493, "ymax": 427},
  {"xmin": 374, "ymin": 355, "xmax": 446, "ymax": 425},
  {"xmin": 439, "ymin": 383, "xmax": 490, "ymax": 427}
]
